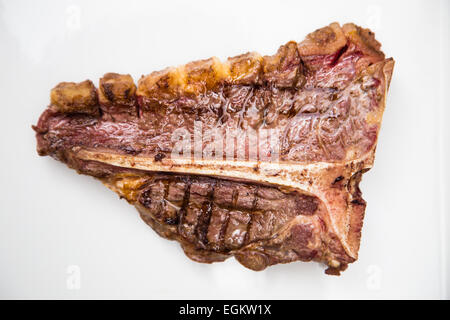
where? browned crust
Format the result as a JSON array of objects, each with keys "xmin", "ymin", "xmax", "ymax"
[
  {"xmin": 98, "ymin": 73, "xmax": 136, "ymax": 106},
  {"xmin": 46, "ymin": 22, "xmax": 389, "ymax": 113},
  {"xmin": 298, "ymin": 22, "xmax": 347, "ymax": 56},
  {"xmin": 50, "ymin": 80, "xmax": 99, "ymax": 115},
  {"xmin": 135, "ymin": 22, "xmax": 387, "ymax": 102},
  {"xmin": 342, "ymin": 23, "xmax": 385, "ymax": 61}
]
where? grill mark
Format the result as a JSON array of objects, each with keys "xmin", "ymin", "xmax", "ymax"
[
  {"xmin": 218, "ymin": 210, "xmax": 231, "ymax": 251},
  {"xmin": 177, "ymin": 179, "xmax": 192, "ymax": 235},
  {"xmin": 148, "ymin": 175, "xmax": 321, "ymax": 252},
  {"xmin": 135, "ymin": 94, "xmax": 142, "ymax": 119},
  {"xmin": 195, "ymin": 180, "xmax": 217, "ymax": 247},
  {"xmin": 251, "ymin": 186, "xmax": 259, "ymax": 211},
  {"xmin": 162, "ymin": 180, "xmax": 179, "ymax": 225},
  {"xmin": 231, "ymin": 187, "xmax": 238, "ymax": 208},
  {"xmin": 243, "ymin": 185, "xmax": 261, "ymax": 246},
  {"xmin": 163, "ymin": 179, "xmax": 169, "ymax": 199},
  {"xmin": 332, "ymin": 175, "xmax": 344, "ymax": 185},
  {"xmin": 299, "ymin": 55, "xmax": 307, "ymax": 77},
  {"xmin": 243, "ymin": 216, "xmax": 252, "ymax": 247}
]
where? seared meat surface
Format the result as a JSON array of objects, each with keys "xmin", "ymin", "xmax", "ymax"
[{"xmin": 34, "ymin": 23, "xmax": 394, "ymax": 274}]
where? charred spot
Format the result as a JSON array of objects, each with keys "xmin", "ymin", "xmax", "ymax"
[
  {"xmin": 154, "ymin": 153, "xmax": 166, "ymax": 162},
  {"xmin": 139, "ymin": 189, "xmax": 152, "ymax": 208},
  {"xmin": 120, "ymin": 145, "xmax": 140, "ymax": 155},
  {"xmin": 196, "ymin": 201, "xmax": 213, "ymax": 247},
  {"xmin": 124, "ymin": 88, "xmax": 131, "ymax": 100},
  {"xmin": 165, "ymin": 217, "xmax": 179, "ymax": 225},
  {"xmin": 351, "ymin": 198, "xmax": 366, "ymax": 206},
  {"xmin": 333, "ymin": 176, "xmax": 344, "ymax": 184},
  {"xmin": 102, "ymin": 83, "xmax": 115, "ymax": 102}
]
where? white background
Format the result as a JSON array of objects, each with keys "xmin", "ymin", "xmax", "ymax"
[{"xmin": 0, "ymin": 0, "xmax": 449, "ymax": 299}]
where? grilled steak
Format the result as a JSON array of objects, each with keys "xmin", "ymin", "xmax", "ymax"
[{"xmin": 33, "ymin": 22, "xmax": 394, "ymax": 274}]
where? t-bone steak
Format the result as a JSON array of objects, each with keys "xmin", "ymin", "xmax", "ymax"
[{"xmin": 33, "ymin": 23, "xmax": 394, "ymax": 274}]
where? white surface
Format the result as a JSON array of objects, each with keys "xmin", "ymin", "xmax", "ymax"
[{"xmin": 0, "ymin": 0, "xmax": 448, "ymax": 299}]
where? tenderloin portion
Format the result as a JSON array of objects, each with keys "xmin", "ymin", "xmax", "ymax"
[{"xmin": 33, "ymin": 22, "xmax": 394, "ymax": 274}]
